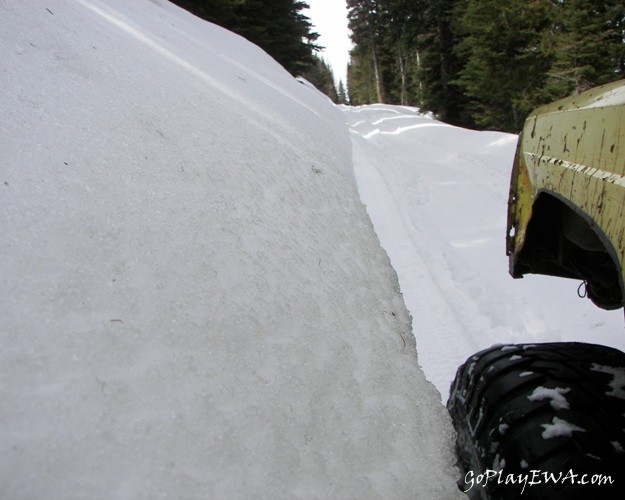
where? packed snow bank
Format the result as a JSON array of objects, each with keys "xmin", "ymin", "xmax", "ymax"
[
  {"xmin": 1, "ymin": 1, "xmax": 461, "ymax": 497},
  {"xmin": 346, "ymin": 104, "xmax": 625, "ymax": 400}
]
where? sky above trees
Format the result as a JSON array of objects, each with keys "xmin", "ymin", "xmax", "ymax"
[{"xmin": 304, "ymin": 0, "xmax": 353, "ymax": 87}]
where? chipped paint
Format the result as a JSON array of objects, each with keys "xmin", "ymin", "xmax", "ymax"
[
  {"xmin": 507, "ymin": 79, "xmax": 625, "ymax": 303},
  {"xmin": 525, "ymin": 153, "xmax": 625, "ymax": 188}
]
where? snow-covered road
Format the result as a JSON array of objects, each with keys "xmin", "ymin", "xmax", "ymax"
[{"xmin": 346, "ymin": 104, "xmax": 625, "ymax": 399}]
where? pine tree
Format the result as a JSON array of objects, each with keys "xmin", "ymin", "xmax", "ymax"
[
  {"xmin": 544, "ymin": 0, "xmax": 625, "ymax": 97},
  {"xmin": 415, "ymin": 0, "xmax": 468, "ymax": 125},
  {"xmin": 347, "ymin": 0, "xmax": 461, "ymax": 113},
  {"xmin": 170, "ymin": 0, "xmax": 319, "ymax": 76},
  {"xmin": 452, "ymin": 0, "xmax": 553, "ymax": 131},
  {"xmin": 346, "ymin": 0, "xmax": 624, "ymax": 130},
  {"xmin": 337, "ymin": 80, "xmax": 348, "ymax": 104},
  {"xmin": 171, "ymin": 0, "xmax": 237, "ymax": 29},
  {"xmin": 347, "ymin": 52, "xmax": 378, "ymax": 105},
  {"xmin": 302, "ymin": 56, "xmax": 339, "ymax": 102},
  {"xmin": 347, "ymin": 0, "xmax": 388, "ymax": 103},
  {"xmin": 382, "ymin": 0, "xmax": 426, "ymax": 106}
]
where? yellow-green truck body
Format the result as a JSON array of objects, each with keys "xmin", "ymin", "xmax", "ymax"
[{"xmin": 507, "ymin": 80, "xmax": 625, "ymax": 310}]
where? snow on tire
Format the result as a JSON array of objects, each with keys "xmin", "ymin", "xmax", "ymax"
[{"xmin": 447, "ymin": 342, "xmax": 625, "ymax": 499}]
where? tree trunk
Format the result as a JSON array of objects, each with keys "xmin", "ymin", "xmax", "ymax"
[
  {"xmin": 398, "ymin": 49, "xmax": 408, "ymax": 105},
  {"xmin": 416, "ymin": 49, "xmax": 424, "ymax": 108},
  {"xmin": 367, "ymin": 22, "xmax": 385, "ymax": 103}
]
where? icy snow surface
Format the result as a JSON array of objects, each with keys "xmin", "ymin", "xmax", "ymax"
[
  {"xmin": 346, "ymin": 105, "xmax": 625, "ymax": 399},
  {"xmin": 1, "ymin": 0, "xmax": 461, "ymax": 497}
]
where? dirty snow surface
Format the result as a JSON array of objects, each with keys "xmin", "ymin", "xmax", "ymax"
[
  {"xmin": 347, "ymin": 105, "xmax": 625, "ymax": 399},
  {"xmin": 1, "ymin": 1, "xmax": 462, "ymax": 498}
]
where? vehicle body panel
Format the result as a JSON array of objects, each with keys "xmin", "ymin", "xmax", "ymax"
[{"xmin": 507, "ymin": 80, "xmax": 625, "ymax": 308}]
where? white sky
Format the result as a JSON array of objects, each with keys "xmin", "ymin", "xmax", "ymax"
[{"xmin": 304, "ymin": 0, "xmax": 352, "ymax": 87}]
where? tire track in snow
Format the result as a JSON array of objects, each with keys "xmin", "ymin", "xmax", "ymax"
[
  {"xmin": 346, "ymin": 107, "xmax": 545, "ymax": 399},
  {"xmin": 349, "ymin": 132, "xmax": 481, "ymax": 398}
]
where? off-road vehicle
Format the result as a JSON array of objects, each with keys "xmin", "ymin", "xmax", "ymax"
[{"xmin": 448, "ymin": 80, "xmax": 625, "ymax": 499}]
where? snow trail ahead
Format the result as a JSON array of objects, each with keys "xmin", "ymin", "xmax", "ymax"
[{"xmin": 346, "ymin": 105, "xmax": 625, "ymax": 399}]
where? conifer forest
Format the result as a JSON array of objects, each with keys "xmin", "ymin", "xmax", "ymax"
[{"xmin": 173, "ymin": 0, "xmax": 624, "ymax": 132}]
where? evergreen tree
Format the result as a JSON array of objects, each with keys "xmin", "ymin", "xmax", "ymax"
[
  {"xmin": 253, "ymin": 0, "xmax": 319, "ymax": 76},
  {"xmin": 347, "ymin": 0, "xmax": 389, "ymax": 103},
  {"xmin": 452, "ymin": 0, "xmax": 554, "ymax": 131},
  {"xmin": 302, "ymin": 56, "xmax": 339, "ymax": 102},
  {"xmin": 171, "ymin": 0, "xmax": 237, "ymax": 28},
  {"xmin": 416, "ymin": 0, "xmax": 468, "ymax": 125},
  {"xmin": 170, "ymin": 0, "xmax": 319, "ymax": 76},
  {"xmin": 187, "ymin": 0, "xmax": 624, "ymax": 131},
  {"xmin": 383, "ymin": 0, "xmax": 426, "ymax": 106},
  {"xmin": 544, "ymin": 0, "xmax": 625, "ymax": 97},
  {"xmin": 337, "ymin": 80, "xmax": 348, "ymax": 104},
  {"xmin": 347, "ymin": 51, "xmax": 378, "ymax": 105},
  {"xmin": 347, "ymin": 0, "xmax": 465, "ymax": 115}
]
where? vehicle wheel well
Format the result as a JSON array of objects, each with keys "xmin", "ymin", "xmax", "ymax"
[{"xmin": 515, "ymin": 192, "xmax": 623, "ymax": 310}]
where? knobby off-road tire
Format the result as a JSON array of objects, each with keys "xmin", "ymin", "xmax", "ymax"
[{"xmin": 447, "ymin": 342, "xmax": 625, "ymax": 499}]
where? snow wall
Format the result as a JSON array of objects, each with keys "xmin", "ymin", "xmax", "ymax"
[{"xmin": 1, "ymin": 0, "xmax": 461, "ymax": 497}]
